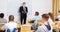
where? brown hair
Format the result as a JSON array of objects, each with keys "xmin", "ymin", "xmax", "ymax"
[
  {"xmin": 58, "ymin": 11, "xmax": 60, "ymax": 13},
  {"xmin": 23, "ymin": 2, "xmax": 26, "ymax": 4},
  {"xmin": 35, "ymin": 12, "xmax": 39, "ymax": 16},
  {"xmin": 48, "ymin": 13, "xmax": 52, "ymax": 17},
  {"xmin": 42, "ymin": 14, "xmax": 49, "ymax": 21},
  {"xmin": 9, "ymin": 15, "xmax": 14, "ymax": 21}
]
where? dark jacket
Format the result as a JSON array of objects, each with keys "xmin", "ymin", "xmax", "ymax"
[{"xmin": 19, "ymin": 6, "xmax": 28, "ymax": 14}]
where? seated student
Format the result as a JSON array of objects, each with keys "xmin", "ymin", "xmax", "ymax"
[
  {"xmin": 36, "ymin": 14, "xmax": 52, "ymax": 32},
  {"xmin": 33, "ymin": 12, "xmax": 41, "ymax": 23},
  {"xmin": 48, "ymin": 13, "xmax": 56, "ymax": 32},
  {"xmin": 0, "ymin": 13, "xmax": 7, "ymax": 25},
  {"xmin": 31, "ymin": 12, "xmax": 41, "ymax": 30},
  {"xmin": 57, "ymin": 11, "xmax": 60, "ymax": 21},
  {"xmin": 3, "ymin": 15, "xmax": 17, "ymax": 32},
  {"xmin": 48, "ymin": 12, "xmax": 54, "ymax": 26}
]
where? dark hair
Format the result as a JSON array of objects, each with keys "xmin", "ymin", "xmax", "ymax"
[
  {"xmin": 23, "ymin": 2, "xmax": 26, "ymax": 4},
  {"xmin": 9, "ymin": 15, "xmax": 14, "ymax": 21},
  {"xmin": 35, "ymin": 12, "xmax": 39, "ymax": 16},
  {"xmin": 0, "ymin": 13, "xmax": 4, "ymax": 18},
  {"xmin": 58, "ymin": 11, "xmax": 60, "ymax": 13},
  {"xmin": 42, "ymin": 14, "xmax": 49, "ymax": 21},
  {"xmin": 48, "ymin": 12, "xmax": 52, "ymax": 18}
]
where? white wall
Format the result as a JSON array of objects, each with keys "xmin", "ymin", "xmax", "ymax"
[
  {"xmin": 0, "ymin": 0, "xmax": 52, "ymax": 23},
  {"xmin": 0, "ymin": 0, "xmax": 7, "ymax": 20},
  {"xmin": 7, "ymin": 0, "xmax": 32, "ymax": 22},
  {"xmin": 31, "ymin": 0, "xmax": 52, "ymax": 16}
]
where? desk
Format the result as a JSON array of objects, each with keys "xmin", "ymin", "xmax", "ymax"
[
  {"xmin": 52, "ymin": 21, "xmax": 60, "ymax": 32},
  {"xmin": 53, "ymin": 21, "xmax": 60, "ymax": 29},
  {"xmin": 0, "ymin": 25, "xmax": 4, "ymax": 30},
  {"xmin": 0, "ymin": 25, "xmax": 5, "ymax": 32}
]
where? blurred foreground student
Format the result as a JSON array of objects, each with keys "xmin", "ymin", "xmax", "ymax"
[
  {"xmin": 0, "ymin": 13, "xmax": 7, "ymax": 25},
  {"xmin": 31, "ymin": 12, "xmax": 41, "ymax": 30},
  {"xmin": 36, "ymin": 14, "xmax": 52, "ymax": 32},
  {"xmin": 3, "ymin": 15, "xmax": 17, "ymax": 32}
]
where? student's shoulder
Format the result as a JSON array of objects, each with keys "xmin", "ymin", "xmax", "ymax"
[
  {"xmin": 13, "ymin": 22, "xmax": 17, "ymax": 24},
  {"xmin": 3, "ymin": 18, "xmax": 7, "ymax": 21},
  {"xmin": 5, "ymin": 23, "xmax": 9, "ymax": 26}
]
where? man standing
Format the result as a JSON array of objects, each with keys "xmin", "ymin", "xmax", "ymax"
[{"xmin": 19, "ymin": 2, "xmax": 28, "ymax": 25}]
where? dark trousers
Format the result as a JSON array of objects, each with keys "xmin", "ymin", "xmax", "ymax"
[{"xmin": 20, "ymin": 13, "xmax": 27, "ymax": 25}]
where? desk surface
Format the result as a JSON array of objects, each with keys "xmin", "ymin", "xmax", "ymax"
[{"xmin": 52, "ymin": 21, "xmax": 60, "ymax": 29}]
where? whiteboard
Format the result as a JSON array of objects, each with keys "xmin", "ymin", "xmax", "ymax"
[{"xmin": 0, "ymin": 0, "xmax": 52, "ymax": 23}]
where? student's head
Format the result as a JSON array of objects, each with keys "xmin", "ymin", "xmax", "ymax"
[
  {"xmin": 42, "ymin": 14, "xmax": 49, "ymax": 23},
  {"xmin": 48, "ymin": 12, "xmax": 52, "ymax": 18},
  {"xmin": 35, "ymin": 12, "xmax": 39, "ymax": 16},
  {"xmin": 58, "ymin": 11, "xmax": 60, "ymax": 13},
  {"xmin": 0, "ymin": 13, "xmax": 4, "ymax": 18},
  {"xmin": 9, "ymin": 15, "xmax": 14, "ymax": 21},
  {"xmin": 58, "ymin": 11, "xmax": 60, "ymax": 15},
  {"xmin": 22, "ymin": 2, "xmax": 26, "ymax": 6}
]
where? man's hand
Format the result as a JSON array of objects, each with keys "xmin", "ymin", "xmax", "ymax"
[
  {"xmin": 22, "ymin": 11, "xmax": 27, "ymax": 14},
  {"xmin": 22, "ymin": 11, "xmax": 24, "ymax": 13}
]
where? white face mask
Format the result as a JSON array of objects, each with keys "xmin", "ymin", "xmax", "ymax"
[{"xmin": 23, "ymin": 4, "xmax": 26, "ymax": 7}]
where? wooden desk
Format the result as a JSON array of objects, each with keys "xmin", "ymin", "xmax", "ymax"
[
  {"xmin": 0, "ymin": 25, "xmax": 5, "ymax": 32},
  {"xmin": 0, "ymin": 25, "xmax": 4, "ymax": 30},
  {"xmin": 52, "ymin": 21, "xmax": 60, "ymax": 30}
]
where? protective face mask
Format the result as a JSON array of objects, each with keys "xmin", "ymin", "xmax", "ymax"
[{"xmin": 23, "ymin": 4, "xmax": 26, "ymax": 7}]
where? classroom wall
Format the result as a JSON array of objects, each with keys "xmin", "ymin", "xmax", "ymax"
[
  {"xmin": 0, "ymin": 0, "xmax": 7, "ymax": 21},
  {"xmin": 0, "ymin": 0, "xmax": 52, "ymax": 23}
]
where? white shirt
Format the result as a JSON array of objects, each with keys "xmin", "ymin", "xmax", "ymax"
[
  {"xmin": 48, "ymin": 18, "xmax": 53, "ymax": 32},
  {"xmin": 3, "ymin": 21, "xmax": 17, "ymax": 31},
  {"xmin": 58, "ymin": 15, "xmax": 60, "ymax": 21},
  {"xmin": 23, "ymin": 6, "xmax": 26, "ymax": 11},
  {"xmin": 36, "ymin": 24, "xmax": 52, "ymax": 32},
  {"xmin": 48, "ymin": 18, "xmax": 54, "ymax": 26}
]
